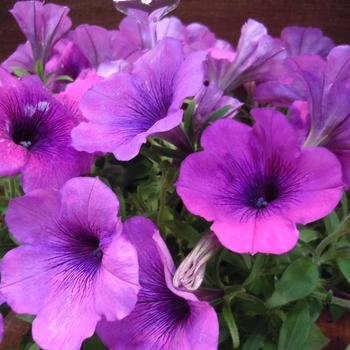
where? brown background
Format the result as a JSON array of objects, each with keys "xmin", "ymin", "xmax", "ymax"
[
  {"xmin": 0, "ymin": 0, "xmax": 350, "ymax": 349},
  {"xmin": 1, "ymin": 0, "xmax": 350, "ymax": 60}
]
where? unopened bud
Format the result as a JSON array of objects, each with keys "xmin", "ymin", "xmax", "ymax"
[{"xmin": 173, "ymin": 232, "xmax": 220, "ymax": 291}]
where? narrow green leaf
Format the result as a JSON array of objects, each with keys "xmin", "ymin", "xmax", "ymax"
[
  {"xmin": 52, "ymin": 74, "xmax": 74, "ymax": 82},
  {"xmin": 278, "ymin": 301, "xmax": 311, "ymax": 350},
  {"xmin": 199, "ymin": 104, "xmax": 233, "ymax": 136},
  {"xmin": 337, "ymin": 257, "xmax": 350, "ymax": 285},
  {"xmin": 304, "ymin": 325, "xmax": 329, "ymax": 350},
  {"xmin": 28, "ymin": 344, "xmax": 40, "ymax": 350},
  {"xmin": 266, "ymin": 257, "xmax": 319, "ymax": 308},
  {"xmin": 223, "ymin": 301, "xmax": 240, "ymax": 349},
  {"xmin": 183, "ymin": 98, "xmax": 196, "ymax": 141},
  {"xmin": 35, "ymin": 60, "xmax": 45, "ymax": 81}
]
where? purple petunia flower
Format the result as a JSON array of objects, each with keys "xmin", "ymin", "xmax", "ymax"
[
  {"xmin": 97, "ymin": 216, "xmax": 218, "ymax": 350},
  {"xmin": 114, "ymin": 11, "xmax": 221, "ymax": 63},
  {"xmin": 177, "ymin": 108, "xmax": 343, "ymax": 254},
  {"xmin": 0, "ymin": 72, "xmax": 93, "ymax": 192},
  {"xmin": 46, "ymin": 25, "xmax": 124, "ymax": 86},
  {"xmin": 72, "ymin": 38, "xmax": 205, "ymax": 160},
  {"xmin": 1, "ymin": 177, "xmax": 140, "ymax": 350},
  {"xmin": 3, "ymin": 1, "xmax": 72, "ymax": 72},
  {"xmin": 280, "ymin": 26, "xmax": 334, "ymax": 58},
  {"xmin": 204, "ymin": 19, "xmax": 285, "ymax": 93},
  {"xmin": 287, "ymin": 48, "xmax": 350, "ymax": 187}
]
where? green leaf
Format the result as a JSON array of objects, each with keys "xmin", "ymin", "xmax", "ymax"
[
  {"xmin": 263, "ymin": 342, "xmax": 277, "ymax": 350},
  {"xmin": 198, "ymin": 105, "xmax": 233, "ymax": 136},
  {"xmin": 223, "ymin": 301, "xmax": 240, "ymax": 348},
  {"xmin": 300, "ymin": 228, "xmax": 319, "ymax": 243},
  {"xmin": 35, "ymin": 60, "xmax": 45, "ymax": 81},
  {"xmin": 304, "ymin": 325, "xmax": 329, "ymax": 350},
  {"xmin": 12, "ymin": 66, "xmax": 30, "ymax": 77},
  {"xmin": 16, "ymin": 313, "xmax": 35, "ymax": 323},
  {"xmin": 266, "ymin": 257, "xmax": 319, "ymax": 308},
  {"xmin": 324, "ymin": 211, "xmax": 340, "ymax": 234},
  {"xmin": 82, "ymin": 335, "xmax": 107, "ymax": 349},
  {"xmin": 183, "ymin": 98, "xmax": 196, "ymax": 141},
  {"xmin": 346, "ymin": 345, "xmax": 350, "ymax": 350},
  {"xmin": 27, "ymin": 344, "xmax": 40, "ymax": 350},
  {"xmin": 241, "ymin": 332, "xmax": 264, "ymax": 350},
  {"xmin": 278, "ymin": 301, "xmax": 311, "ymax": 350},
  {"xmin": 337, "ymin": 257, "xmax": 350, "ymax": 285}
]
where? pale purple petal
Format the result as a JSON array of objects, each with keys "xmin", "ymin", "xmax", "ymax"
[
  {"xmin": 69, "ymin": 25, "xmax": 119, "ymax": 68},
  {"xmin": 281, "ymin": 26, "xmax": 334, "ymax": 58},
  {"xmin": 11, "ymin": 1, "xmax": 72, "ymax": 63},
  {"xmin": 2, "ymin": 42, "xmax": 34, "ymax": 73},
  {"xmin": 5, "ymin": 188, "xmax": 60, "ymax": 244}
]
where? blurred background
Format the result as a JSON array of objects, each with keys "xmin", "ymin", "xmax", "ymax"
[{"xmin": 1, "ymin": 0, "xmax": 350, "ymax": 61}]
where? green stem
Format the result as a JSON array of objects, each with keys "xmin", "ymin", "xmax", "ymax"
[
  {"xmin": 315, "ymin": 214, "xmax": 350, "ymax": 258},
  {"xmin": 150, "ymin": 145, "xmax": 185, "ymax": 159},
  {"xmin": 157, "ymin": 170, "xmax": 168, "ymax": 230},
  {"xmin": 312, "ymin": 291, "xmax": 350, "ymax": 309}
]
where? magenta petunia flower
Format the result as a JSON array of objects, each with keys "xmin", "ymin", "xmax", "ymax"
[
  {"xmin": 97, "ymin": 216, "xmax": 218, "ymax": 350},
  {"xmin": 4, "ymin": 1, "xmax": 72, "ymax": 72},
  {"xmin": 72, "ymin": 38, "xmax": 205, "ymax": 160},
  {"xmin": 1, "ymin": 177, "xmax": 140, "ymax": 350},
  {"xmin": 204, "ymin": 19, "xmax": 285, "ymax": 92},
  {"xmin": 177, "ymin": 108, "xmax": 343, "ymax": 254},
  {"xmin": 280, "ymin": 26, "xmax": 334, "ymax": 58},
  {"xmin": 0, "ymin": 73, "xmax": 93, "ymax": 192}
]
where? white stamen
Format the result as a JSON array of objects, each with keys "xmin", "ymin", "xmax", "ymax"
[
  {"xmin": 37, "ymin": 101, "xmax": 50, "ymax": 113},
  {"xmin": 24, "ymin": 105, "xmax": 36, "ymax": 117},
  {"xmin": 20, "ymin": 141, "xmax": 32, "ymax": 148}
]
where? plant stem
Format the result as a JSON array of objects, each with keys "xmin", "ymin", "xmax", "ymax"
[
  {"xmin": 312, "ymin": 291, "xmax": 350, "ymax": 309},
  {"xmin": 315, "ymin": 214, "xmax": 350, "ymax": 259}
]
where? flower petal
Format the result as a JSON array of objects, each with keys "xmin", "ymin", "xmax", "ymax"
[
  {"xmin": 5, "ymin": 188, "xmax": 60, "ymax": 244},
  {"xmin": 59, "ymin": 177, "xmax": 120, "ymax": 232}
]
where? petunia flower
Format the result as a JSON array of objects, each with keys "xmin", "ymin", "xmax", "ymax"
[
  {"xmin": 72, "ymin": 38, "xmax": 205, "ymax": 160},
  {"xmin": 9, "ymin": 1, "xmax": 72, "ymax": 66},
  {"xmin": 204, "ymin": 19, "xmax": 285, "ymax": 93},
  {"xmin": 0, "ymin": 73, "xmax": 93, "ymax": 192},
  {"xmin": 253, "ymin": 55, "xmax": 326, "ymax": 106},
  {"xmin": 288, "ymin": 48, "xmax": 350, "ymax": 187},
  {"xmin": 97, "ymin": 216, "xmax": 218, "ymax": 350},
  {"xmin": 177, "ymin": 108, "xmax": 343, "ymax": 254},
  {"xmin": 280, "ymin": 26, "xmax": 334, "ymax": 58},
  {"xmin": 1, "ymin": 177, "xmax": 140, "ymax": 350}
]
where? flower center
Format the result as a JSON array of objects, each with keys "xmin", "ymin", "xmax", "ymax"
[
  {"xmin": 252, "ymin": 181, "xmax": 280, "ymax": 209},
  {"xmin": 12, "ymin": 124, "xmax": 38, "ymax": 149}
]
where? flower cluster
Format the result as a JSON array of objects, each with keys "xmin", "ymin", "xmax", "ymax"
[{"xmin": 0, "ymin": 1, "xmax": 349, "ymax": 349}]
